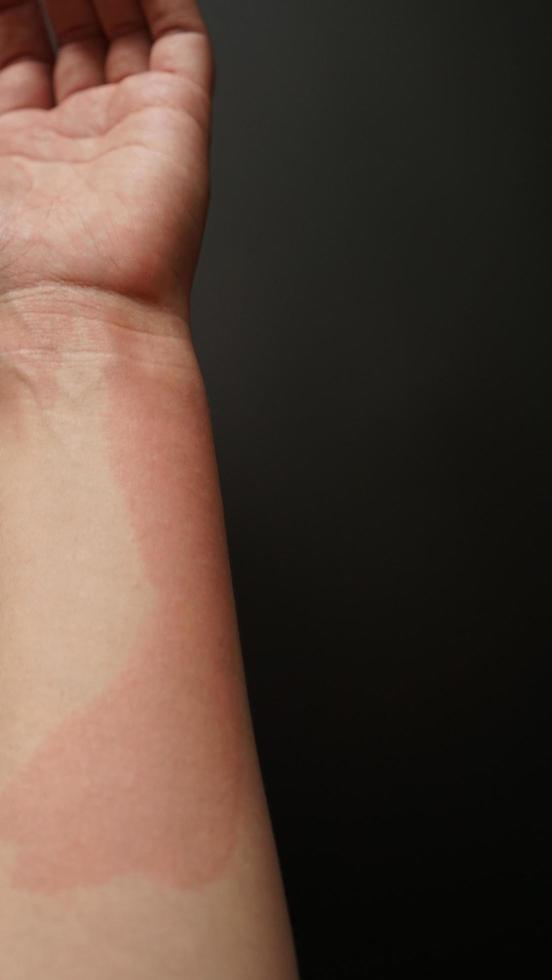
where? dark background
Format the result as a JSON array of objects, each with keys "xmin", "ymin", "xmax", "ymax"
[{"xmin": 193, "ymin": 2, "xmax": 551, "ymax": 976}]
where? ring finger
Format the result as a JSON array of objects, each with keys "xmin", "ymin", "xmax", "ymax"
[{"xmin": 93, "ymin": 1, "xmax": 151, "ymax": 84}]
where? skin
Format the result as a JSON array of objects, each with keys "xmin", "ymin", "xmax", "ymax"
[{"xmin": 0, "ymin": 3, "xmax": 299, "ymax": 977}]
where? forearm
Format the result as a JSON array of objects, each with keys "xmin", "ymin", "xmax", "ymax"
[{"xmin": 0, "ymin": 293, "xmax": 297, "ymax": 978}]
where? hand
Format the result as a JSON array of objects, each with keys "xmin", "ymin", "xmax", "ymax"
[{"xmin": 0, "ymin": 1, "xmax": 213, "ymax": 330}]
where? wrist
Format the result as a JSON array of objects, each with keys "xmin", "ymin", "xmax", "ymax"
[
  {"xmin": 0, "ymin": 284, "xmax": 206, "ymax": 437},
  {"xmin": 0, "ymin": 281, "xmax": 194, "ymax": 345},
  {"xmin": 1, "ymin": 280, "xmax": 201, "ymax": 383}
]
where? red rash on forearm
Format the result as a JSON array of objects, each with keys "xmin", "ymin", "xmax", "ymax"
[{"xmin": 0, "ymin": 330, "xmax": 247, "ymax": 893}]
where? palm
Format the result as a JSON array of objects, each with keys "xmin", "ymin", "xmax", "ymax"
[{"xmin": 0, "ymin": 1, "xmax": 212, "ymax": 315}]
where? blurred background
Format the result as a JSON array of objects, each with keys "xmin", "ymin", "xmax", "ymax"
[{"xmin": 193, "ymin": 2, "xmax": 550, "ymax": 976}]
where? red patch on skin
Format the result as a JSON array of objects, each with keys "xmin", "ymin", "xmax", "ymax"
[{"xmin": 0, "ymin": 348, "xmax": 246, "ymax": 892}]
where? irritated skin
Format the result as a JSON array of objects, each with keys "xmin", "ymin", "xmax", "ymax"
[
  {"xmin": 0, "ymin": 0, "xmax": 298, "ymax": 976},
  {"xmin": 0, "ymin": 306, "xmax": 299, "ymax": 979},
  {"xmin": 0, "ymin": 326, "xmax": 246, "ymax": 894}
]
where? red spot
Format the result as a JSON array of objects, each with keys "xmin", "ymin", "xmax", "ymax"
[{"xmin": 0, "ymin": 350, "xmax": 246, "ymax": 892}]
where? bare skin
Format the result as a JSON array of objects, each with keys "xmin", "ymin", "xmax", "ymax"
[{"xmin": 0, "ymin": 2, "xmax": 299, "ymax": 977}]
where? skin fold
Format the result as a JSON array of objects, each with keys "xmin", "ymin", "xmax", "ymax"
[{"xmin": 0, "ymin": 3, "xmax": 298, "ymax": 977}]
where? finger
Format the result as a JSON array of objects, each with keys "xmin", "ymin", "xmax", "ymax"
[
  {"xmin": 93, "ymin": 1, "xmax": 151, "ymax": 84},
  {"xmin": 142, "ymin": 0, "xmax": 212, "ymax": 92},
  {"xmin": 43, "ymin": 0, "xmax": 106, "ymax": 102},
  {"xmin": 0, "ymin": 0, "xmax": 53, "ymax": 113}
]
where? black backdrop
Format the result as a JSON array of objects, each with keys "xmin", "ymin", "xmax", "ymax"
[{"xmin": 193, "ymin": 2, "xmax": 551, "ymax": 976}]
